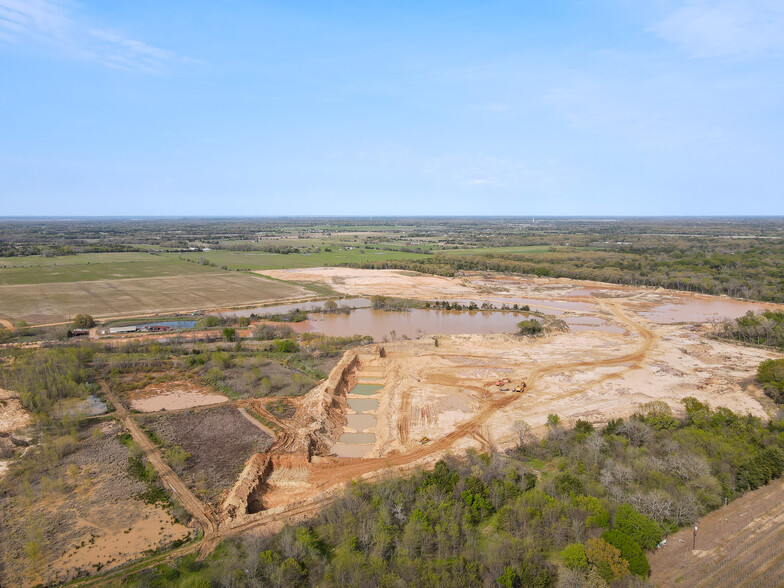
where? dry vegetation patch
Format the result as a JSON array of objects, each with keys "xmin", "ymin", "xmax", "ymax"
[
  {"xmin": 141, "ymin": 406, "xmax": 273, "ymax": 504},
  {"xmin": 0, "ymin": 421, "xmax": 189, "ymax": 586},
  {"xmin": 129, "ymin": 380, "xmax": 228, "ymax": 412}
]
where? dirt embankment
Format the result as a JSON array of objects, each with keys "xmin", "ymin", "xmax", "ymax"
[
  {"xmin": 0, "ymin": 388, "xmax": 32, "ymax": 435},
  {"xmin": 295, "ymin": 347, "xmax": 375, "ymax": 456},
  {"xmin": 222, "ymin": 454, "xmax": 273, "ymax": 520},
  {"xmin": 219, "ymin": 346, "xmax": 385, "ymax": 524}
]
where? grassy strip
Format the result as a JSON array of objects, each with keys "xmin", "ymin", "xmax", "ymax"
[{"xmin": 245, "ymin": 407, "xmax": 281, "ymax": 433}]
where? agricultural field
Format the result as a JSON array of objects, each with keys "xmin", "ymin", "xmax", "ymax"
[
  {"xmin": 0, "ymin": 253, "xmax": 217, "ymax": 286},
  {"xmin": 0, "ymin": 272, "xmax": 311, "ymax": 325},
  {"xmin": 167, "ymin": 247, "xmax": 428, "ymax": 271},
  {"xmin": 650, "ymin": 477, "xmax": 784, "ymax": 587}
]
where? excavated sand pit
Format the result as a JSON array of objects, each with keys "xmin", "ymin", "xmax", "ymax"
[
  {"xmin": 129, "ymin": 380, "xmax": 228, "ymax": 412},
  {"xmin": 214, "ymin": 268, "xmax": 784, "ymax": 533}
]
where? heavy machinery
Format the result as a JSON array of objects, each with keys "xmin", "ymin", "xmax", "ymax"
[
  {"xmin": 512, "ymin": 381, "xmax": 527, "ymax": 393},
  {"xmin": 495, "ymin": 377, "xmax": 511, "ymax": 387}
]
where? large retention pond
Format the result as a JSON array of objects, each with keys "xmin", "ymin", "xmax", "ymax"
[
  {"xmin": 303, "ymin": 308, "xmax": 533, "ymax": 340},
  {"xmin": 225, "ymin": 297, "xmax": 628, "ymax": 339}
]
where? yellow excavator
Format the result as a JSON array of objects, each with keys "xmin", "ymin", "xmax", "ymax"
[{"xmin": 512, "ymin": 381, "xmax": 527, "ymax": 393}]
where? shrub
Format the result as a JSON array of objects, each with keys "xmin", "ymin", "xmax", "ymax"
[
  {"xmin": 517, "ymin": 319, "xmax": 543, "ymax": 335},
  {"xmin": 758, "ymin": 359, "xmax": 784, "ymax": 403},
  {"xmin": 572, "ymin": 494, "xmax": 609, "ymax": 528},
  {"xmin": 561, "ymin": 543, "xmax": 588, "ymax": 570},
  {"xmin": 272, "ymin": 339, "xmax": 299, "ymax": 353},
  {"xmin": 72, "ymin": 313, "xmax": 95, "ymax": 329},
  {"xmin": 736, "ymin": 446, "xmax": 784, "ymax": 491},
  {"xmin": 197, "ymin": 315, "xmax": 221, "ymax": 328},
  {"xmin": 614, "ymin": 504, "xmax": 662, "ymax": 551},
  {"xmin": 585, "ymin": 537, "xmax": 629, "ymax": 583},
  {"xmin": 601, "ymin": 529, "xmax": 650, "ymax": 577}
]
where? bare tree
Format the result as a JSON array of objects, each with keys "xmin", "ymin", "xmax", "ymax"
[{"xmin": 512, "ymin": 420, "xmax": 533, "ymax": 445}]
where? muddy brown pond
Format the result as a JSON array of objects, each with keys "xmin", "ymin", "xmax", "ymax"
[
  {"xmin": 303, "ymin": 308, "xmax": 534, "ymax": 340},
  {"xmin": 640, "ymin": 298, "xmax": 772, "ymax": 324}
]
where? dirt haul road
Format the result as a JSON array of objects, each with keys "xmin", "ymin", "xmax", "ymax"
[{"xmin": 100, "ymin": 384, "xmax": 218, "ymax": 544}]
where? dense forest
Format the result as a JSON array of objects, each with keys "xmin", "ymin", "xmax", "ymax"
[{"xmin": 127, "ymin": 399, "xmax": 784, "ymax": 587}]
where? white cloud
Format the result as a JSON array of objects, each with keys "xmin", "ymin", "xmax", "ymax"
[
  {"xmin": 651, "ymin": 0, "xmax": 784, "ymax": 58},
  {"xmin": 0, "ymin": 0, "xmax": 183, "ymax": 71}
]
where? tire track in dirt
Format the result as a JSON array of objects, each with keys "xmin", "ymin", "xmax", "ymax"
[{"xmin": 100, "ymin": 383, "xmax": 217, "ymax": 548}]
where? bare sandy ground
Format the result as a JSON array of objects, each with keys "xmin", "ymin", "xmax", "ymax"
[
  {"xmin": 129, "ymin": 381, "xmax": 229, "ymax": 412},
  {"xmin": 0, "ymin": 387, "xmax": 32, "ymax": 434},
  {"xmin": 241, "ymin": 268, "xmax": 783, "ymax": 514},
  {"xmin": 49, "ymin": 505, "xmax": 190, "ymax": 584},
  {"xmin": 258, "ymin": 267, "xmax": 777, "ymax": 320},
  {"xmin": 649, "ymin": 477, "xmax": 784, "ymax": 587}
]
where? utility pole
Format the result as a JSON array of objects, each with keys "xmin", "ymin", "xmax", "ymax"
[{"xmin": 693, "ymin": 524, "xmax": 698, "ymax": 550}]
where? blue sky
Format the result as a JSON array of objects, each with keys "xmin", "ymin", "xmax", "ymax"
[{"xmin": 1, "ymin": 0, "xmax": 783, "ymax": 216}]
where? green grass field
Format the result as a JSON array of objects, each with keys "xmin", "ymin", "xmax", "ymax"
[
  {"xmin": 0, "ymin": 254, "xmax": 216, "ymax": 286},
  {"xmin": 0, "ymin": 252, "xmax": 165, "ymax": 268},
  {"xmin": 168, "ymin": 248, "xmax": 428, "ymax": 270},
  {"xmin": 439, "ymin": 245, "xmax": 555, "ymax": 255}
]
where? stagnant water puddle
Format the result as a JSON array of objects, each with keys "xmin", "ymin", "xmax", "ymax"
[
  {"xmin": 347, "ymin": 398, "xmax": 378, "ymax": 412},
  {"xmin": 563, "ymin": 316, "xmax": 626, "ymax": 334},
  {"xmin": 346, "ymin": 413, "xmax": 376, "ymax": 432},
  {"xmin": 338, "ymin": 432, "xmax": 376, "ymax": 444},
  {"xmin": 640, "ymin": 298, "xmax": 771, "ymax": 324},
  {"xmin": 332, "ymin": 383, "xmax": 382, "ymax": 457},
  {"xmin": 348, "ymin": 384, "xmax": 383, "ymax": 396}
]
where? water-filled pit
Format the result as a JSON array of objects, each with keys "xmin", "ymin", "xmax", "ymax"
[
  {"xmin": 348, "ymin": 384, "xmax": 383, "ymax": 396},
  {"xmin": 331, "ymin": 383, "xmax": 383, "ymax": 457}
]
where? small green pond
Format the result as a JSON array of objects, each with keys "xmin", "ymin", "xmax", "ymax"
[{"xmin": 349, "ymin": 384, "xmax": 383, "ymax": 396}]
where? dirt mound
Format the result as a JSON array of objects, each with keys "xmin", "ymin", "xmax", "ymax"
[{"xmin": 0, "ymin": 388, "xmax": 32, "ymax": 434}]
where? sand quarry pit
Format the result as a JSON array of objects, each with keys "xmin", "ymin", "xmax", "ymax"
[
  {"xmin": 216, "ymin": 268, "xmax": 783, "ymax": 530},
  {"xmin": 129, "ymin": 380, "xmax": 228, "ymax": 412}
]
